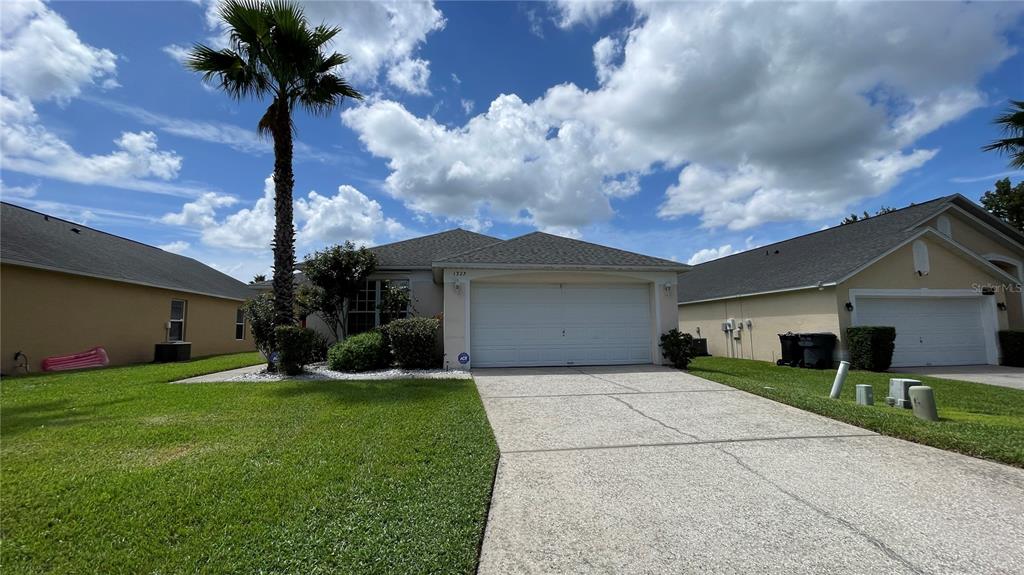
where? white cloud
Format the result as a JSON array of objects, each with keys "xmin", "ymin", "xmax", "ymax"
[
  {"xmin": 161, "ymin": 192, "xmax": 238, "ymax": 227},
  {"xmin": 386, "ymin": 57, "xmax": 431, "ymax": 95},
  {"xmin": 592, "ymin": 36, "xmax": 621, "ymax": 85},
  {"xmin": 687, "ymin": 245, "xmax": 736, "ymax": 266},
  {"xmin": 554, "ymin": 0, "xmax": 620, "ymax": 29},
  {"xmin": 0, "ymin": 99, "xmax": 193, "ymax": 196},
  {"xmin": 90, "ymin": 98, "xmax": 335, "ymax": 163},
  {"xmin": 460, "ymin": 99, "xmax": 475, "ymax": 115},
  {"xmin": 0, "ymin": 4, "xmax": 201, "ymax": 198},
  {"xmin": 296, "ymin": 185, "xmax": 405, "ymax": 245},
  {"xmin": 450, "ymin": 73, "xmax": 461, "ymax": 85},
  {"xmin": 0, "ymin": 179, "xmax": 37, "ymax": 198},
  {"xmin": 189, "ymin": 1, "xmax": 444, "ymax": 92},
  {"xmin": 164, "ymin": 175, "xmax": 405, "ymax": 251},
  {"xmin": 158, "ymin": 240, "xmax": 191, "ymax": 254},
  {"xmin": 342, "ymin": 1, "xmax": 1020, "ymax": 233},
  {"xmin": 0, "ymin": 0, "xmax": 118, "ymax": 103}
]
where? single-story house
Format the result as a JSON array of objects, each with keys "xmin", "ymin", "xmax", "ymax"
[
  {"xmin": 276, "ymin": 229, "xmax": 688, "ymax": 369},
  {"xmin": 1, "ymin": 202, "xmax": 254, "ymax": 374},
  {"xmin": 677, "ymin": 194, "xmax": 1024, "ymax": 368}
]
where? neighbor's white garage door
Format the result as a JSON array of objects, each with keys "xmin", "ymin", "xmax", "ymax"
[
  {"xmin": 470, "ymin": 284, "xmax": 652, "ymax": 367},
  {"xmin": 855, "ymin": 296, "xmax": 989, "ymax": 367}
]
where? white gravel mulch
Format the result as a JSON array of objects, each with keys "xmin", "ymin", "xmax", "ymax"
[{"xmin": 225, "ymin": 362, "xmax": 471, "ymax": 382}]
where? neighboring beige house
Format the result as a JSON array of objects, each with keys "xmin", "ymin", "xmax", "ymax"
[
  {"xmin": 678, "ymin": 194, "xmax": 1024, "ymax": 367},
  {"xmin": 277, "ymin": 229, "xmax": 688, "ymax": 369},
  {"xmin": 1, "ymin": 202, "xmax": 254, "ymax": 374}
]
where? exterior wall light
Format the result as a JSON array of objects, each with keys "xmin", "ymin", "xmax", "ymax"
[
  {"xmin": 845, "ymin": 302, "xmax": 853, "ymax": 311},
  {"xmin": 998, "ymin": 302, "xmax": 1007, "ymax": 311}
]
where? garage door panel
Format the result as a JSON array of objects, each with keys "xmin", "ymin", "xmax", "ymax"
[
  {"xmin": 855, "ymin": 296, "xmax": 989, "ymax": 367},
  {"xmin": 471, "ymin": 284, "xmax": 652, "ymax": 367}
]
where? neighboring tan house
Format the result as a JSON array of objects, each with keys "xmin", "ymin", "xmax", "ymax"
[
  {"xmin": 272, "ymin": 229, "xmax": 688, "ymax": 369},
  {"xmin": 678, "ymin": 194, "xmax": 1024, "ymax": 368},
  {"xmin": 1, "ymin": 202, "xmax": 254, "ymax": 374}
]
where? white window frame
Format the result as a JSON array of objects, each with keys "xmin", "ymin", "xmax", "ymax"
[
  {"xmin": 235, "ymin": 307, "xmax": 245, "ymax": 340},
  {"xmin": 169, "ymin": 299, "xmax": 187, "ymax": 342}
]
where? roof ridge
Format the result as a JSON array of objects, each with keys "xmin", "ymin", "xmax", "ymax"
[
  {"xmin": 433, "ymin": 236, "xmax": 509, "ymax": 262},
  {"xmin": 1, "ymin": 201, "xmax": 172, "ymax": 255},
  {"xmin": 369, "ymin": 227, "xmax": 501, "ymax": 252},
  {"xmin": 687, "ymin": 195, "xmax": 953, "ymax": 268},
  {"xmin": 529, "ymin": 230, "xmax": 684, "ymax": 265}
]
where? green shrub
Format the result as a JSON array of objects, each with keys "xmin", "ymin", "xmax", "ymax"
[
  {"xmin": 309, "ymin": 331, "xmax": 332, "ymax": 363},
  {"xmin": 999, "ymin": 330, "xmax": 1024, "ymax": 367},
  {"xmin": 846, "ymin": 326, "xmax": 896, "ymax": 371},
  {"xmin": 243, "ymin": 292, "xmax": 276, "ymax": 368},
  {"xmin": 384, "ymin": 317, "xmax": 441, "ymax": 369},
  {"xmin": 274, "ymin": 325, "xmax": 316, "ymax": 375},
  {"xmin": 659, "ymin": 329, "xmax": 696, "ymax": 370},
  {"xmin": 328, "ymin": 331, "xmax": 390, "ymax": 372}
]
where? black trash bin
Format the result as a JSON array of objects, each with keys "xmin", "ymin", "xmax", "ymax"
[
  {"xmin": 797, "ymin": 333, "xmax": 837, "ymax": 369},
  {"xmin": 777, "ymin": 332, "xmax": 801, "ymax": 367}
]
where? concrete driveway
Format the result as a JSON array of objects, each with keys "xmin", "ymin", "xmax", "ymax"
[
  {"xmin": 474, "ymin": 365, "xmax": 1024, "ymax": 574},
  {"xmin": 894, "ymin": 365, "xmax": 1024, "ymax": 391}
]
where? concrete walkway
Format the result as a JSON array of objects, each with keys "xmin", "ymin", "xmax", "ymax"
[
  {"xmin": 474, "ymin": 365, "xmax": 1024, "ymax": 574},
  {"xmin": 895, "ymin": 365, "xmax": 1024, "ymax": 391}
]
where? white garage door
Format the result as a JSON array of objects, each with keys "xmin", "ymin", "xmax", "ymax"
[
  {"xmin": 470, "ymin": 284, "xmax": 652, "ymax": 367},
  {"xmin": 855, "ymin": 296, "xmax": 990, "ymax": 367}
]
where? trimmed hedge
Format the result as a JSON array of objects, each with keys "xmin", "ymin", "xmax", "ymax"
[
  {"xmin": 384, "ymin": 317, "xmax": 441, "ymax": 369},
  {"xmin": 999, "ymin": 330, "xmax": 1024, "ymax": 367},
  {"xmin": 846, "ymin": 326, "xmax": 896, "ymax": 372},
  {"xmin": 328, "ymin": 331, "xmax": 390, "ymax": 372},
  {"xmin": 274, "ymin": 325, "xmax": 317, "ymax": 375}
]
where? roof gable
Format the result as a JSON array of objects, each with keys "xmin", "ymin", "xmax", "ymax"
[
  {"xmin": 1, "ymin": 202, "xmax": 252, "ymax": 300},
  {"xmin": 436, "ymin": 231, "xmax": 688, "ymax": 270},
  {"xmin": 369, "ymin": 229, "xmax": 501, "ymax": 269},
  {"xmin": 678, "ymin": 196, "xmax": 955, "ymax": 304}
]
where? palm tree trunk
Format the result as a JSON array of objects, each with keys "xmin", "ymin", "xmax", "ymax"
[{"xmin": 271, "ymin": 98, "xmax": 296, "ymax": 327}]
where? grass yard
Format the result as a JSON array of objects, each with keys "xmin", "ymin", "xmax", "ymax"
[
  {"xmin": 689, "ymin": 356, "xmax": 1024, "ymax": 468},
  {"xmin": 1, "ymin": 353, "xmax": 499, "ymax": 575}
]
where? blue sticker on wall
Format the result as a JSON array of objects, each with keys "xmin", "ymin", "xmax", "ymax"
[{"xmin": 458, "ymin": 352, "xmax": 470, "ymax": 365}]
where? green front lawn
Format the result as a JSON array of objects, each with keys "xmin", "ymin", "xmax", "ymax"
[
  {"xmin": 689, "ymin": 356, "xmax": 1024, "ymax": 468},
  {"xmin": 1, "ymin": 353, "xmax": 499, "ymax": 574}
]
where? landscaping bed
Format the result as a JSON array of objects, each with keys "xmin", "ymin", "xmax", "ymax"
[
  {"xmin": 218, "ymin": 362, "xmax": 471, "ymax": 382},
  {"xmin": 1, "ymin": 353, "xmax": 498, "ymax": 574},
  {"xmin": 688, "ymin": 356, "xmax": 1024, "ymax": 468}
]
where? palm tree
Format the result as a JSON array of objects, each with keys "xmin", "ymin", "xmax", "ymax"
[
  {"xmin": 982, "ymin": 100, "xmax": 1024, "ymax": 169},
  {"xmin": 186, "ymin": 0, "xmax": 362, "ymax": 327}
]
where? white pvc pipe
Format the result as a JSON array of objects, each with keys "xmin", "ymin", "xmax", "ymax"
[{"xmin": 830, "ymin": 361, "xmax": 850, "ymax": 399}]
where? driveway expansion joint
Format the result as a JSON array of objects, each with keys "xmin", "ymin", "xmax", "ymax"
[
  {"xmin": 501, "ymin": 432, "xmax": 882, "ymax": 455},
  {"xmin": 483, "ymin": 389, "xmax": 740, "ymax": 399},
  {"xmin": 571, "ymin": 367, "xmax": 643, "ymax": 393}
]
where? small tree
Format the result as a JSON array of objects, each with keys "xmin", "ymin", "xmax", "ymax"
[
  {"xmin": 840, "ymin": 206, "xmax": 895, "ymax": 225},
  {"xmin": 980, "ymin": 178, "xmax": 1024, "ymax": 233},
  {"xmin": 379, "ymin": 281, "xmax": 413, "ymax": 325},
  {"xmin": 301, "ymin": 242, "xmax": 378, "ymax": 340},
  {"xmin": 243, "ymin": 292, "xmax": 277, "ymax": 369}
]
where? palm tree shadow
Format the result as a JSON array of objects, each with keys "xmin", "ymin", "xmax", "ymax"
[{"xmin": 2, "ymin": 398, "xmax": 131, "ymax": 436}]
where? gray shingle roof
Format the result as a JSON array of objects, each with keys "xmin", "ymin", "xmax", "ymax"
[
  {"xmin": 436, "ymin": 231, "xmax": 689, "ymax": 270},
  {"xmin": 370, "ymin": 229, "xmax": 502, "ymax": 268},
  {"xmin": 677, "ymin": 195, "xmax": 976, "ymax": 304},
  {"xmin": 1, "ymin": 202, "xmax": 252, "ymax": 300}
]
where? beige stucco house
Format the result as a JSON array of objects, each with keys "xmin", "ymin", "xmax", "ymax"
[
  {"xmin": 1, "ymin": 202, "xmax": 254, "ymax": 374},
  {"xmin": 678, "ymin": 195, "xmax": 1024, "ymax": 367},
  {"xmin": 281, "ymin": 229, "xmax": 688, "ymax": 369}
]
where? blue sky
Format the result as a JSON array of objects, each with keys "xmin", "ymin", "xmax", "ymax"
[{"xmin": 1, "ymin": 0, "xmax": 1022, "ymax": 282}]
